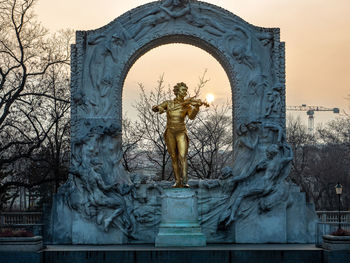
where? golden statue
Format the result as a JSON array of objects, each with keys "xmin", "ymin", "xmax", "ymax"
[{"xmin": 152, "ymin": 82, "xmax": 209, "ymax": 188}]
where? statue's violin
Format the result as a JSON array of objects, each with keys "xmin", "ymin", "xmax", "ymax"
[{"xmin": 182, "ymin": 96, "xmax": 210, "ymax": 107}]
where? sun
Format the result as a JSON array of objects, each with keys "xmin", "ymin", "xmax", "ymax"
[{"xmin": 206, "ymin": 93, "xmax": 215, "ymax": 103}]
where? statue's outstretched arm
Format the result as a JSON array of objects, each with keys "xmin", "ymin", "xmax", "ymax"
[{"xmin": 152, "ymin": 101, "xmax": 168, "ymax": 114}]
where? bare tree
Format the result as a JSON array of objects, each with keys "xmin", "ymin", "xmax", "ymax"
[
  {"xmin": 31, "ymin": 61, "xmax": 71, "ymax": 194},
  {"xmin": 133, "ymin": 75, "xmax": 172, "ymax": 180},
  {"xmin": 315, "ymin": 117, "xmax": 350, "ymax": 210},
  {"xmin": 318, "ymin": 117, "xmax": 350, "ymax": 151},
  {"xmin": 286, "ymin": 115, "xmax": 315, "ymax": 198},
  {"xmin": 122, "ymin": 116, "xmax": 143, "ymax": 172},
  {"xmin": 304, "ymin": 144, "xmax": 349, "ymax": 210},
  {"xmin": 187, "ymin": 103, "xmax": 233, "ymax": 179},
  {"xmin": 0, "ymin": 0, "xmax": 72, "ymax": 208},
  {"xmin": 0, "ymin": 0, "xmax": 70, "ymax": 166},
  {"xmin": 286, "ymin": 114, "xmax": 350, "ymax": 210}
]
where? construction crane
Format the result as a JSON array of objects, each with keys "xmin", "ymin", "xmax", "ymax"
[{"xmin": 286, "ymin": 104, "xmax": 340, "ymax": 133}]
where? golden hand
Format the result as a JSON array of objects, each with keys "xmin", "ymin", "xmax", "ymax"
[{"xmin": 152, "ymin": 105, "xmax": 165, "ymax": 113}]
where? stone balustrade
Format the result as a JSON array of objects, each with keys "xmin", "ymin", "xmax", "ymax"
[
  {"xmin": 0, "ymin": 212, "xmax": 42, "ymax": 226},
  {"xmin": 316, "ymin": 211, "xmax": 350, "ymax": 223},
  {"xmin": 2, "ymin": 211, "xmax": 349, "ymax": 226}
]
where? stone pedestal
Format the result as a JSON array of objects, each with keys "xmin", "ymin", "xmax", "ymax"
[
  {"xmin": 155, "ymin": 188, "xmax": 206, "ymax": 247},
  {"xmin": 0, "ymin": 236, "xmax": 43, "ymax": 251},
  {"xmin": 323, "ymin": 235, "xmax": 350, "ymax": 250}
]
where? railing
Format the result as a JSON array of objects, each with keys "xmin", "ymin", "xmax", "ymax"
[
  {"xmin": 316, "ymin": 211, "xmax": 350, "ymax": 223},
  {"xmin": 315, "ymin": 211, "xmax": 350, "ymax": 247},
  {"xmin": 0, "ymin": 211, "xmax": 43, "ymax": 236},
  {"xmin": 0, "ymin": 211, "xmax": 42, "ymax": 225}
]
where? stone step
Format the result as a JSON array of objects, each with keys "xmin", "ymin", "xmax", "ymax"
[{"xmin": 2, "ymin": 245, "xmax": 349, "ymax": 263}]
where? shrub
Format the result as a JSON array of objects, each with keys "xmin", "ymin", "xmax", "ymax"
[
  {"xmin": 0, "ymin": 228, "xmax": 34, "ymax": 237},
  {"xmin": 331, "ymin": 228, "xmax": 350, "ymax": 236}
]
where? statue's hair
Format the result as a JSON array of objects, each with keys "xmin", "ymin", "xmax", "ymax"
[{"xmin": 173, "ymin": 82, "xmax": 188, "ymax": 94}]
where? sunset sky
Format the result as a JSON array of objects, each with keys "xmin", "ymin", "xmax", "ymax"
[{"xmin": 35, "ymin": 0, "xmax": 350, "ymax": 124}]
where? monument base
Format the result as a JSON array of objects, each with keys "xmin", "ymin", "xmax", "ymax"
[
  {"xmin": 3, "ymin": 244, "xmax": 342, "ymax": 263},
  {"xmin": 155, "ymin": 188, "xmax": 206, "ymax": 247}
]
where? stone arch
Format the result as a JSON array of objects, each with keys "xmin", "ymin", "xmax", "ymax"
[
  {"xmin": 71, "ymin": 0, "xmax": 285, "ymax": 143},
  {"xmin": 118, "ymin": 34, "xmax": 237, "ymax": 129},
  {"xmin": 58, "ymin": 1, "xmax": 311, "ymax": 246}
]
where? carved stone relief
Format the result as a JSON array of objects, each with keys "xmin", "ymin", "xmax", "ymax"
[{"xmin": 48, "ymin": 0, "xmax": 317, "ymax": 245}]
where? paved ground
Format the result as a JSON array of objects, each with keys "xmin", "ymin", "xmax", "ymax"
[{"xmin": 44, "ymin": 243, "xmax": 322, "ymax": 251}]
